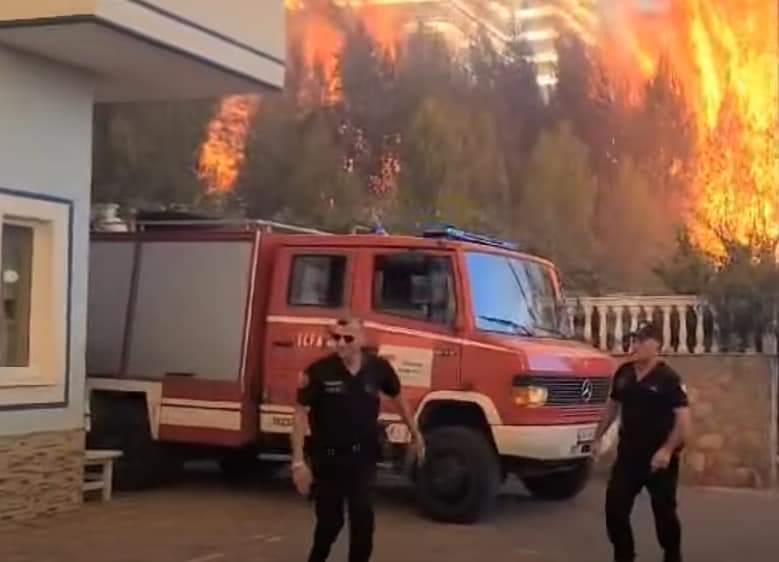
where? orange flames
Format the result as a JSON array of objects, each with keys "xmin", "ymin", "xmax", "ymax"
[
  {"xmin": 288, "ymin": 1, "xmax": 343, "ymax": 94},
  {"xmin": 597, "ymin": 0, "xmax": 778, "ymax": 255},
  {"xmin": 197, "ymin": 94, "xmax": 260, "ymax": 193},
  {"xmin": 288, "ymin": 1, "xmax": 399, "ymax": 96},
  {"xmin": 199, "ymin": 1, "xmax": 778, "ymax": 258},
  {"xmin": 198, "ymin": 1, "xmax": 399, "ymax": 194}
]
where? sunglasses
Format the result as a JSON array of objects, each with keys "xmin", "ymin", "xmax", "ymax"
[{"xmin": 330, "ymin": 333, "xmax": 355, "ymax": 344}]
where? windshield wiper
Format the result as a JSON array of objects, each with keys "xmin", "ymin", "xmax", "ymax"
[
  {"xmin": 477, "ymin": 315, "xmax": 535, "ymax": 337},
  {"xmin": 534, "ymin": 326, "xmax": 571, "ymax": 339}
]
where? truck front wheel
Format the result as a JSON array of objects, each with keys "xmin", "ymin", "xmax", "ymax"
[
  {"xmin": 416, "ymin": 426, "xmax": 500, "ymax": 524},
  {"xmin": 521, "ymin": 459, "xmax": 591, "ymax": 500}
]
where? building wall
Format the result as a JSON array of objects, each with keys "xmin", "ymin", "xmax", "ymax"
[
  {"xmin": 0, "ymin": 45, "xmax": 94, "ymax": 518},
  {"xmin": 0, "ymin": 0, "xmax": 286, "ymax": 59},
  {"xmin": 142, "ymin": 0, "xmax": 286, "ymax": 63},
  {"xmin": 0, "ymin": 2, "xmax": 286, "ymax": 98},
  {"xmin": 674, "ymin": 355, "xmax": 777, "ymax": 488},
  {"xmin": 0, "ymin": 430, "xmax": 84, "ymax": 521},
  {"xmin": 596, "ymin": 355, "xmax": 778, "ymax": 489},
  {"xmin": 93, "ymin": 0, "xmax": 286, "ymax": 94}
]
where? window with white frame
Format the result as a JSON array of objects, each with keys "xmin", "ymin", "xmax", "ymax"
[
  {"xmin": 0, "ymin": 192, "xmax": 69, "ymax": 389},
  {"xmin": 2, "ymin": 222, "xmax": 34, "ymax": 367}
]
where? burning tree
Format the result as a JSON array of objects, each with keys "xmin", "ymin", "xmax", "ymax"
[
  {"xmin": 335, "ymin": 23, "xmax": 401, "ymax": 207},
  {"xmin": 598, "ymin": 0, "xmax": 778, "ymax": 255},
  {"xmin": 197, "ymin": 95, "xmax": 261, "ymax": 195},
  {"xmin": 92, "ymin": 0, "xmax": 778, "ymax": 295}
]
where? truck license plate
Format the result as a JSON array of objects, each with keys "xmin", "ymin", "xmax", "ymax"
[{"xmin": 577, "ymin": 426, "xmax": 596, "ymax": 443}]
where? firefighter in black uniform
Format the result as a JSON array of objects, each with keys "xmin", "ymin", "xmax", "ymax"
[
  {"xmin": 291, "ymin": 317, "xmax": 424, "ymax": 562},
  {"xmin": 593, "ymin": 322, "xmax": 692, "ymax": 562}
]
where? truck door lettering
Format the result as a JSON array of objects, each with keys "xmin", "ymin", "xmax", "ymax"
[{"xmin": 378, "ymin": 345, "xmax": 434, "ymax": 388}]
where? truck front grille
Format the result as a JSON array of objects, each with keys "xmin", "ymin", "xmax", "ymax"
[{"xmin": 515, "ymin": 375, "xmax": 611, "ymax": 406}]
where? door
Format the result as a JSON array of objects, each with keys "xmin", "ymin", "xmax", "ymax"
[
  {"xmin": 355, "ymin": 248, "xmax": 463, "ymax": 419},
  {"xmin": 261, "ymin": 246, "xmax": 354, "ymax": 432},
  {"xmin": 118, "ymin": 235, "xmax": 258, "ymax": 447}
]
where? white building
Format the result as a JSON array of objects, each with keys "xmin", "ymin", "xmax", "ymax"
[
  {"xmin": 491, "ymin": 0, "xmax": 598, "ymax": 91},
  {"xmin": 331, "ymin": 1, "xmax": 599, "ymax": 94},
  {"xmin": 0, "ymin": 0, "xmax": 284, "ymax": 521}
]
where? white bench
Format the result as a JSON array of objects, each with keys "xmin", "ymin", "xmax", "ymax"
[{"xmin": 83, "ymin": 449, "xmax": 123, "ymax": 502}]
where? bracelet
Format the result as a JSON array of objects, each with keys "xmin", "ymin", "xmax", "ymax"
[{"xmin": 292, "ymin": 461, "xmax": 306, "ymax": 469}]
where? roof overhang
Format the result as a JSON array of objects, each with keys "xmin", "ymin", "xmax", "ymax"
[{"xmin": 0, "ymin": 1, "xmax": 285, "ymax": 101}]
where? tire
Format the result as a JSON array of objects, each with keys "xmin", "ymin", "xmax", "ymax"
[
  {"xmin": 219, "ymin": 448, "xmax": 288, "ymax": 485},
  {"xmin": 219, "ymin": 448, "xmax": 262, "ymax": 484},
  {"xmin": 416, "ymin": 426, "xmax": 500, "ymax": 524},
  {"xmin": 88, "ymin": 394, "xmax": 177, "ymax": 491},
  {"xmin": 521, "ymin": 459, "xmax": 591, "ymax": 501}
]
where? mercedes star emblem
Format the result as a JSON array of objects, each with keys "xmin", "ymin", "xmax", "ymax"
[{"xmin": 581, "ymin": 379, "xmax": 594, "ymax": 403}]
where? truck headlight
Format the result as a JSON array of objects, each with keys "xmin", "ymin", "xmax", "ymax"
[{"xmin": 512, "ymin": 385, "xmax": 548, "ymax": 407}]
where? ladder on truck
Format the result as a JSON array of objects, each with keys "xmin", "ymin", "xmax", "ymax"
[
  {"xmin": 133, "ymin": 218, "xmax": 330, "ymax": 235},
  {"xmin": 93, "ymin": 217, "xmax": 331, "ymax": 235}
]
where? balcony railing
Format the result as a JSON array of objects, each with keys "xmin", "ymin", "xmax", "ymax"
[{"xmin": 564, "ymin": 295, "xmax": 778, "ymax": 355}]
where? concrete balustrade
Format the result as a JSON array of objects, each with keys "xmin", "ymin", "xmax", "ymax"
[{"xmin": 565, "ymin": 295, "xmax": 778, "ymax": 355}]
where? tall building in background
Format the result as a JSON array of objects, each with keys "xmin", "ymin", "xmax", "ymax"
[
  {"xmin": 330, "ymin": 0, "xmax": 599, "ymax": 93},
  {"xmin": 492, "ymin": 0, "xmax": 598, "ymax": 90},
  {"xmin": 331, "ymin": 0, "xmax": 509, "ymax": 51}
]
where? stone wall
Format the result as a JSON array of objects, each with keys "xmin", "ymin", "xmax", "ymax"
[
  {"xmin": 596, "ymin": 355, "xmax": 778, "ymax": 489},
  {"xmin": 0, "ymin": 430, "xmax": 84, "ymax": 521}
]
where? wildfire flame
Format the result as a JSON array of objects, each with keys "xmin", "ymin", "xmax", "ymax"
[
  {"xmin": 597, "ymin": 0, "xmax": 778, "ymax": 255},
  {"xmin": 288, "ymin": 0, "xmax": 400, "ymax": 95},
  {"xmin": 199, "ymin": 1, "xmax": 777, "ymax": 258},
  {"xmin": 197, "ymin": 94, "xmax": 260, "ymax": 193},
  {"xmin": 288, "ymin": 1, "xmax": 343, "ymax": 94},
  {"xmin": 197, "ymin": 1, "xmax": 399, "ymax": 194}
]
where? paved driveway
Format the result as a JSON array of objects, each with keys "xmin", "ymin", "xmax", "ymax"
[{"xmin": 1, "ymin": 466, "xmax": 777, "ymax": 562}]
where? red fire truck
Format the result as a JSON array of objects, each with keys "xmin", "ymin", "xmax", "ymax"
[{"xmin": 86, "ymin": 220, "xmax": 615, "ymax": 523}]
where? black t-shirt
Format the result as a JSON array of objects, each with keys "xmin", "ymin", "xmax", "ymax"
[
  {"xmin": 297, "ymin": 352, "xmax": 401, "ymax": 458},
  {"xmin": 610, "ymin": 361, "xmax": 689, "ymax": 460}
]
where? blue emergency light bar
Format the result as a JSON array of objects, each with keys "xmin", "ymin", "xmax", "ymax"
[{"xmin": 422, "ymin": 225, "xmax": 519, "ymax": 251}]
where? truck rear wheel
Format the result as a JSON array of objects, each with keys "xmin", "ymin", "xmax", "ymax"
[
  {"xmin": 521, "ymin": 459, "xmax": 591, "ymax": 500},
  {"xmin": 88, "ymin": 394, "xmax": 178, "ymax": 490},
  {"xmin": 218, "ymin": 448, "xmax": 273, "ymax": 483},
  {"xmin": 416, "ymin": 426, "xmax": 500, "ymax": 524}
]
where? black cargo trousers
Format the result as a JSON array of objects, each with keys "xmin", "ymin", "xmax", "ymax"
[
  {"xmin": 606, "ymin": 454, "xmax": 682, "ymax": 562},
  {"xmin": 308, "ymin": 445, "xmax": 376, "ymax": 562}
]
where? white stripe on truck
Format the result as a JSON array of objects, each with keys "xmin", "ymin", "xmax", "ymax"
[
  {"xmin": 160, "ymin": 406, "xmax": 241, "ymax": 431},
  {"xmin": 265, "ymin": 315, "xmax": 511, "ymax": 352}
]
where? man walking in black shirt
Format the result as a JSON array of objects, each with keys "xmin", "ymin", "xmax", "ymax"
[
  {"xmin": 594, "ymin": 322, "xmax": 691, "ymax": 562},
  {"xmin": 290, "ymin": 317, "xmax": 424, "ymax": 562}
]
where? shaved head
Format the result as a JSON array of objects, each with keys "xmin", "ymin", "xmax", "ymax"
[{"xmin": 330, "ymin": 316, "xmax": 365, "ymax": 361}]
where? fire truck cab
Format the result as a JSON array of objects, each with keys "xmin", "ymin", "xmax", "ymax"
[{"xmin": 86, "ymin": 221, "xmax": 615, "ymax": 523}]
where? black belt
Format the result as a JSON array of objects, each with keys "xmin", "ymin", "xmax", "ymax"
[{"xmin": 318, "ymin": 443, "xmax": 362, "ymax": 457}]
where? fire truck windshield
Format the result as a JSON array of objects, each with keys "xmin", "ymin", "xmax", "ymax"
[{"xmin": 465, "ymin": 251, "xmax": 569, "ymax": 338}]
